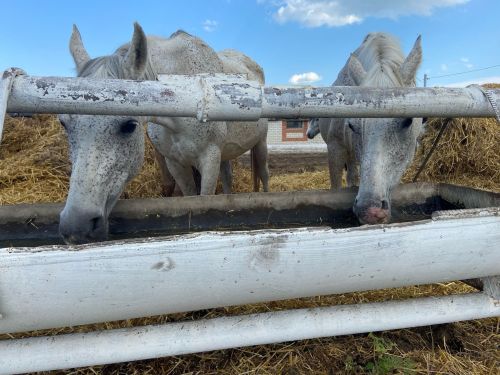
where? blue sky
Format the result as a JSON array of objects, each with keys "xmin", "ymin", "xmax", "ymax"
[{"xmin": 1, "ymin": 0, "xmax": 499, "ymax": 87}]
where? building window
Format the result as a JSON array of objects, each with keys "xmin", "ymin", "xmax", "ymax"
[
  {"xmin": 281, "ymin": 120, "xmax": 308, "ymax": 142},
  {"xmin": 286, "ymin": 120, "xmax": 303, "ymax": 129}
]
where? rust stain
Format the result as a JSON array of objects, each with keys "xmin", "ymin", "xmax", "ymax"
[{"xmin": 160, "ymin": 89, "xmax": 175, "ymax": 97}]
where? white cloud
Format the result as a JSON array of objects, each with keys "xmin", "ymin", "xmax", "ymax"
[
  {"xmin": 459, "ymin": 58, "xmax": 473, "ymax": 69},
  {"xmin": 440, "ymin": 64, "xmax": 448, "ymax": 72},
  {"xmin": 445, "ymin": 76, "xmax": 500, "ymax": 87},
  {"xmin": 203, "ymin": 19, "xmax": 218, "ymax": 32},
  {"xmin": 266, "ymin": 0, "xmax": 469, "ymax": 27},
  {"xmin": 289, "ymin": 71, "xmax": 322, "ymax": 84}
]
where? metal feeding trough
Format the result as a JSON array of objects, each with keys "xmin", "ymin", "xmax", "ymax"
[
  {"xmin": 0, "ymin": 182, "xmax": 499, "ymax": 374},
  {"xmin": 1, "ymin": 182, "xmax": 498, "ymax": 248}
]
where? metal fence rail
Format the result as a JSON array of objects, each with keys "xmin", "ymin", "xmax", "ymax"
[{"xmin": 4, "ymin": 72, "xmax": 500, "ymax": 121}]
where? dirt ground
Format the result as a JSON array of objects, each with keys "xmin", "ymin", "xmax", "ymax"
[{"xmin": 0, "ymin": 113, "xmax": 499, "ymax": 374}]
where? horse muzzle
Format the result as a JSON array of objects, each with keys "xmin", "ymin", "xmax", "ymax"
[
  {"xmin": 59, "ymin": 207, "xmax": 109, "ymax": 245},
  {"xmin": 353, "ymin": 196, "xmax": 391, "ymax": 225}
]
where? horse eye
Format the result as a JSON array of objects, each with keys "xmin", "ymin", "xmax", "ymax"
[
  {"xmin": 402, "ymin": 118, "xmax": 413, "ymax": 128},
  {"xmin": 120, "ymin": 120, "xmax": 138, "ymax": 134}
]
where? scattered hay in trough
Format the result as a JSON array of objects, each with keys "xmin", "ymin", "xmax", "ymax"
[{"xmin": 0, "ymin": 86, "xmax": 499, "ymax": 373}]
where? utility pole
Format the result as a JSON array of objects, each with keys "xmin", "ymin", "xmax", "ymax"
[{"xmin": 423, "ymin": 74, "xmax": 428, "ymax": 87}]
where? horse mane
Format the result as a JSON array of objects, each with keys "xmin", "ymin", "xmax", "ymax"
[
  {"xmin": 78, "ymin": 46, "xmax": 157, "ymax": 81},
  {"xmin": 170, "ymin": 29, "xmax": 192, "ymax": 38},
  {"xmin": 354, "ymin": 33, "xmax": 406, "ymax": 87}
]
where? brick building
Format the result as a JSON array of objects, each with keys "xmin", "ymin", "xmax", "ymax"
[{"xmin": 267, "ymin": 119, "xmax": 324, "ymax": 145}]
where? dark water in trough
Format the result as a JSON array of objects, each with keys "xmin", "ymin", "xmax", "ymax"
[{"xmin": 0, "ymin": 188, "xmax": 464, "ymax": 248}]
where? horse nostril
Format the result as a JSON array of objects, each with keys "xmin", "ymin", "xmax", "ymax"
[
  {"xmin": 91, "ymin": 217, "xmax": 102, "ymax": 232},
  {"xmin": 381, "ymin": 200, "xmax": 389, "ymax": 210}
]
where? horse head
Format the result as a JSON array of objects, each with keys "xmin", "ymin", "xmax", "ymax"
[
  {"xmin": 58, "ymin": 23, "xmax": 150, "ymax": 244},
  {"xmin": 347, "ymin": 35, "xmax": 423, "ymax": 225}
]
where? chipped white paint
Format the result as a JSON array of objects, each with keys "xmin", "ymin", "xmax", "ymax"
[
  {"xmin": 1, "ymin": 208, "xmax": 499, "ymax": 334},
  {"xmin": 0, "ymin": 68, "xmax": 25, "ymax": 139},
  {"xmin": 5, "ymin": 72, "xmax": 500, "ymax": 120},
  {"xmin": 0, "ymin": 293, "xmax": 498, "ymax": 374}
]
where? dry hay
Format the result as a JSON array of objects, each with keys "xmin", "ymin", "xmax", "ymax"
[
  {"xmin": 0, "ymin": 115, "xmax": 70, "ymax": 205},
  {"xmin": 402, "ymin": 83, "xmax": 500, "ymax": 191},
  {"xmin": 0, "ymin": 94, "xmax": 499, "ymax": 374},
  {"xmin": 402, "ymin": 118, "xmax": 500, "ymax": 191}
]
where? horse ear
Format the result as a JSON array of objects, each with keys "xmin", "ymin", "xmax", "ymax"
[
  {"xmin": 123, "ymin": 22, "xmax": 148, "ymax": 80},
  {"xmin": 400, "ymin": 35, "xmax": 422, "ymax": 86},
  {"xmin": 70, "ymin": 25, "xmax": 91, "ymax": 73},
  {"xmin": 348, "ymin": 54, "xmax": 366, "ymax": 86}
]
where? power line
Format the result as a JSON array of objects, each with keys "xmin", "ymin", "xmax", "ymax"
[{"xmin": 427, "ymin": 64, "xmax": 500, "ymax": 80}]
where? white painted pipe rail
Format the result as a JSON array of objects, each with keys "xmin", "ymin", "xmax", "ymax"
[
  {"xmin": 1, "ymin": 208, "xmax": 499, "ymax": 334},
  {"xmin": 0, "ymin": 292, "xmax": 498, "ymax": 374},
  {"xmin": 5, "ymin": 73, "xmax": 500, "ymax": 120},
  {"xmin": 0, "ymin": 68, "xmax": 25, "ymax": 137}
]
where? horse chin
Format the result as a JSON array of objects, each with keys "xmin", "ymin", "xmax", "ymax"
[
  {"xmin": 59, "ymin": 197, "xmax": 114, "ymax": 245},
  {"xmin": 63, "ymin": 229, "xmax": 109, "ymax": 246},
  {"xmin": 357, "ymin": 211, "xmax": 391, "ymax": 225},
  {"xmin": 353, "ymin": 200, "xmax": 391, "ymax": 225}
]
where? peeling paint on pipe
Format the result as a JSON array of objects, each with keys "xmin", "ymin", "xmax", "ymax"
[
  {"xmin": 0, "ymin": 68, "xmax": 26, "ymax": 139},
  {"xmin": 5, "ymin": 73, "xmax": 500, "ymax": 120}
]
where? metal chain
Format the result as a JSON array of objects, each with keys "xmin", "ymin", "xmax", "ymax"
[
  {"xmin": 412, "ymin": 118, "xmax": 451, "ymax": 182},
  {"xmin": 468, "ymin": 84, "xmax": 500, "ymax": 123}
]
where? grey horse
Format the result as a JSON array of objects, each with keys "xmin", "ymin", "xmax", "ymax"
[
  {"xmin": 58, "ymin": 23, "xmax": 268, "ymax": 244},
  {"xmin": 147, "ymin": 48, "xmax": 269, "ymax": 196},
  {"xmin": 317, "ymin": 33, "xmax": 423, "ymax": 225},
  {"xmin": 306, "ymin": 118, "xmax": 320, "ymax": 139}
]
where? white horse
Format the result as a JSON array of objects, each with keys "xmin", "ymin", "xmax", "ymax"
[
  {"xmin": 147, "ymin": 48, "xmax": 269, "ymax": 196},
  {"xmin": 318, "ymin": 33, "xmax": 423, "ymax": 224},
  {"xmin": 306, "ymin": 118, "xmax": 320, "ymax": 139},
  {"xmin": 59, "ymin": 24, "xmax": 268, "ymax": 244}
]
